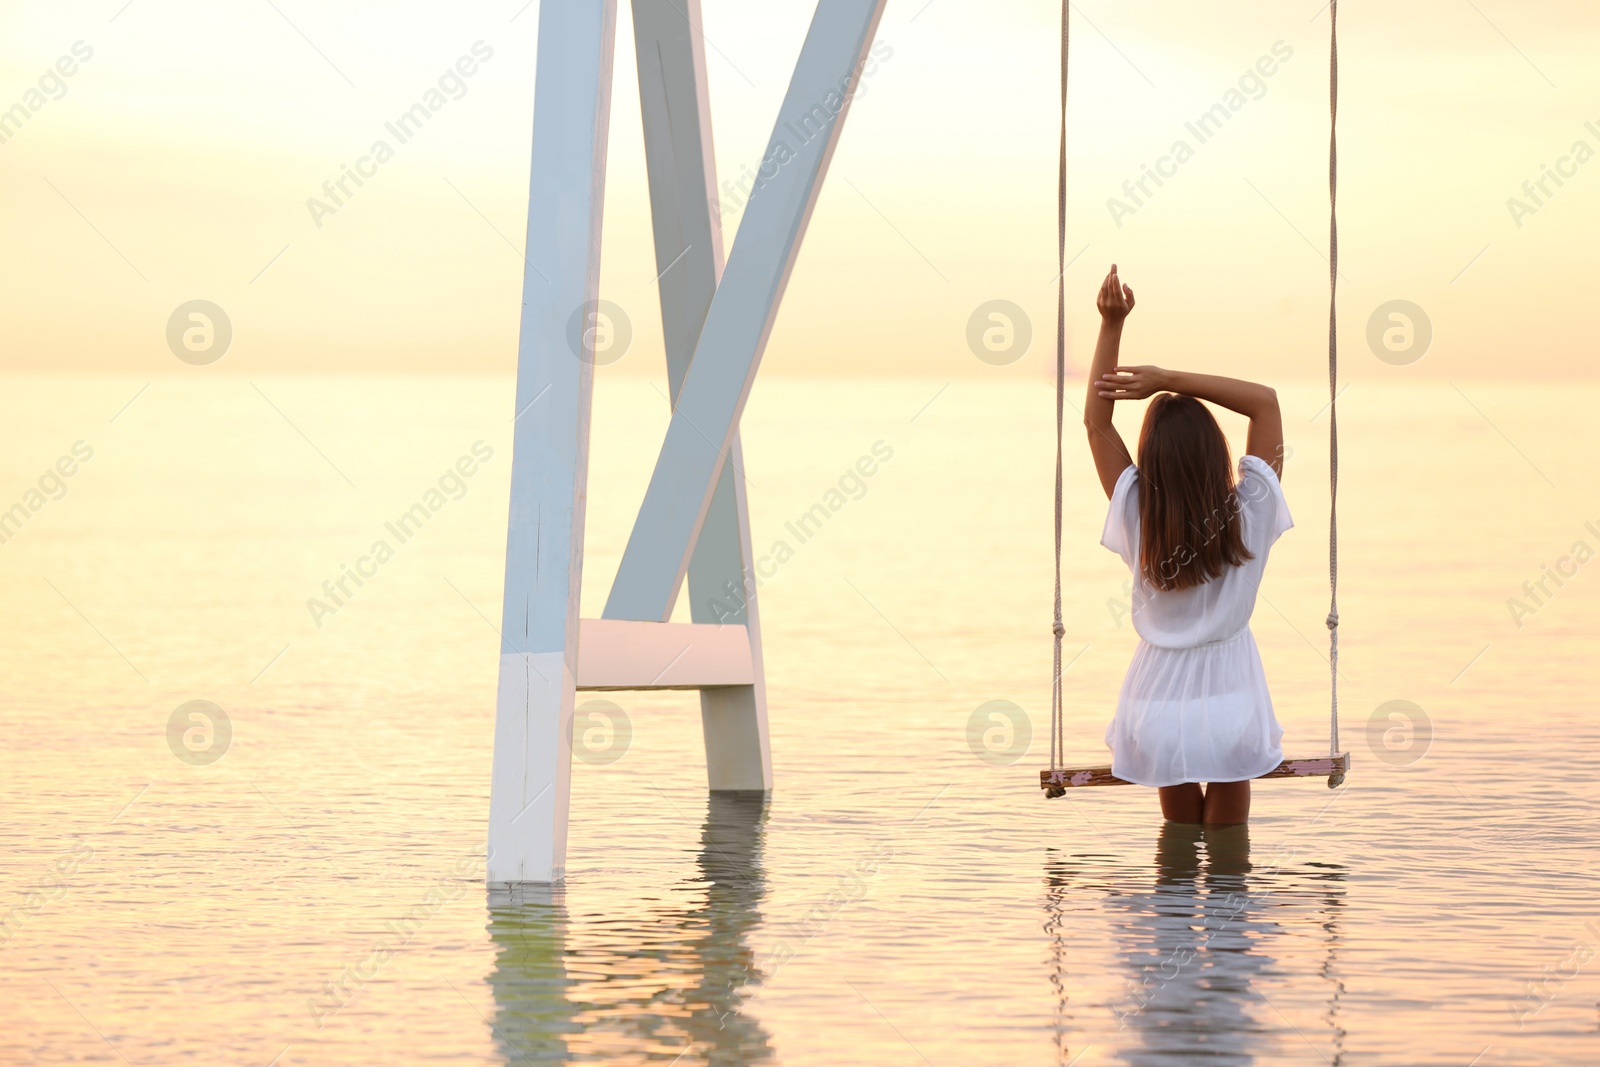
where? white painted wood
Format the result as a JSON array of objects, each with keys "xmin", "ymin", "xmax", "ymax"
[
  {"xmin": 604, "ymin": 0, "xmax": 890, "ymax": 623},
  {"xmin": 488, "ymin": 0, "xmax": 618, "ymax": 886},
  {"xmin": 488, "ymin": 653, "xmax": 572, "ymax": 883},
  {"xmin": 631, "ymin": 0, "xmax": 725, "ymax": 360},
  {"xmin": 701, "ymin": 681, "xmax": 771, "ymax": 789},
  {"xmin": 575, "ymin": 619, "xmax": 753, "ymax": 689},
  {"xmin": 697, "ymin": 432, "xmax": 771, "ymax": 790},
  {"xmin": 628, "ymin": 0, "xmax": 771, "ymax": 790}
]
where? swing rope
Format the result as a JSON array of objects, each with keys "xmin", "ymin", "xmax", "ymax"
[
  {"xmin": 1326, "ymin": 0, "xmax": 1343, "ymax": 784},
  {"xmin": 1047, "ymin": 0, "xmax": 1069, "ymax": 787}
]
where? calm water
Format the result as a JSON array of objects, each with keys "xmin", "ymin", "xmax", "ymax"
[{"xmin": 1, "ymin": 375, "xmax": 1597, "ymax": 1066}]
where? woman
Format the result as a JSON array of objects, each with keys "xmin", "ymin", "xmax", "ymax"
[{"xmin": 1085, "ymin": 265, "xmax": 1292, "ymax": 824}]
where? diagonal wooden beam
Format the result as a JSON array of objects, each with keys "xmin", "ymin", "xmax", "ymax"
[
  {"xmin": 628, "ymin": 0, "xmax": 771, "ymax": 789},
  {"xmin": 632, "ymin": 0, "xmax": 724, "ymax": 398},
  {"xmin": 603, "ymin": 0, "xmax": 888, "ymax": 623}
]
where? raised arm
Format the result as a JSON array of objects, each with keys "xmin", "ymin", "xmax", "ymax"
[
  {"xmin": 1097, "ymin": 365, "xmax": 1285, "ymax": 480},
  {"xmin": 1084, "ymin": 265, "xmax": 1136, "ymax": 498}
]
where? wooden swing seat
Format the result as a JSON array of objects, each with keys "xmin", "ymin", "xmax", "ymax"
[{"xmin": 1041, "ymin": 752, "xmax": 1350, "ymax": 792}]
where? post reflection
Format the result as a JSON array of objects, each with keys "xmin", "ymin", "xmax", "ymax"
[
  {"xmin": 485, "ymin": 791, "xmax": 773, "ymax": 1066},
  {"xmin": 1045, "ymin": 821, "xmax": 1347, "ymax": 1066}
]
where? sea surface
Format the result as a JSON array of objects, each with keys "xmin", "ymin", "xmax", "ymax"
[{"xmin": 1, "ymin": 375, "xmax": 1597, "ymax": 1066}]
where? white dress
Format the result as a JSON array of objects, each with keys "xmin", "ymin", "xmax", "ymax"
[{"xmin": 1100, "ymin": 455, "xmax": 1293, "ymax": 787}]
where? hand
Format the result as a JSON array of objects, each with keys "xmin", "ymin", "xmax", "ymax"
[
  {"xmin": 1096, "ymin": 263, "xmax": 1135, "ymax": 324},
  {"xmin": 1097, "ymin": 365, "xmax": 1169, "ymax": 401}
]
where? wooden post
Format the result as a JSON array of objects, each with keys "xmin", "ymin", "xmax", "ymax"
[
  {"xmin": 628, "ymin": 0, "xmax": 771, "ymax": 791},
  {"xmin": 487, "ymin": 0, "xmax": 617, "ymax": 886}
]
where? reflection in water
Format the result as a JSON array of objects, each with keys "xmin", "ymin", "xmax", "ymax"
[
  {"xmin": 1103, "ymin": 824, "xmax": 1273, "ymax": 1065},
  {"xmin": 1045, "ymin": 823, "xmax": 1347, "ymax": 1067},
  {"xmin": 485, "ymin": 792, "xmax": 773, "ymax": 1066},
  {"xmin": 484, "ymin": 886, "xmax": 573, "ymax": 1065}
]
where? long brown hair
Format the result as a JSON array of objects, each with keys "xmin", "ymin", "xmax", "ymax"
[{"xmin": 1136, "ymin": 393, "xmax": 1253, "ymax": 592}]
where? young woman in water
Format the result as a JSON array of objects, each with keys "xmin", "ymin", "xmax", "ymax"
[{"xmin": 1084, "ymin": 264, "xmax": 1292, "ymax": 825}]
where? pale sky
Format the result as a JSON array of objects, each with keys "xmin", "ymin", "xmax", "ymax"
[{"xmin": 1, "ymin": 0, "xmax": 1597, "ymax": 379}]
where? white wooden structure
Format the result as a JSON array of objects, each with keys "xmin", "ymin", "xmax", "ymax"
[{"xmin": 488, "ymin": 0, "xmax": 888, "ymax": 884}]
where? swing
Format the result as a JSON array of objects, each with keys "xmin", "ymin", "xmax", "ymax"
[{"xmin": 1041, "ymin": 2, "xmax": 1350, "ymax": 797}]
